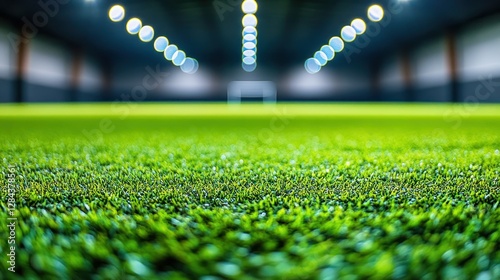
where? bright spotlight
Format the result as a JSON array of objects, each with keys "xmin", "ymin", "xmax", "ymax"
[
  {"xmin": 368, "ymin": 5, "xmax": 384, "ymax": 22},
  {"xmin": 139, "ymin": 26, "xmax": 154, "ymax": 42},
  {"xmin": 172, "ymin": 50, "xmax": 187, "ymax": 66},
  {"xmin": 305, "ymin": 58, "xmax": 321, "ymax": 74},
  {"xmin": 109, "ymin": 5, "xmax": 125, "ymax": 22},
  {"xmin": 154, "ymin": 36, "xmax": 169, "ymax": 52},
  {"xmin": 320, "ymin": 45, "xmax": 335, "ymax": 61},
  {"xmin": 181, "ymin": 58, "xmax": 199, "ymax": 74},
  {"xmin": 314, "ymin": 51, "xmax": 328, "ymax": 66},
  {"xmin": 242, "ymin": 38, "xmax": 257, "ymax": 45},
  {"xmin": 351, "ymin": 18, "xmax": 366, "ymax": 35},
  {"xmin": 242, "ymin": 14, "xmax": 258, "ymax": 27},
  {"xmin": 243, "ymin": 56, "xmax": 256, "ymax": 65},
  {"xmin": 329, "ymin": 36, "xmax": 344, "ymax": 52},
  {"xmin": 242, "ymin": 0, "xmax": 258, "ymax": 14},
  {"xmin": 243, "ymin": 42, "xmax": 256, "ymax": 50},
  {"xmin": 243, "ymin": 53, "xmax": 257, "ymax": 60},
  {"xmin": 242, "ymin": 62, "xmax": 257, "ymax": 72},
  {"xmin": 241, "ymin": 1, "xmax": 258, "ymax": 71},
  {"xmin": 243, "ymin": 26, "xmax": 257, "ymax": 36},
  {"xmin": 109, "ymin": 4, "xmax": 200, "ymax": 70},
  {"xmin": 126, "ymin": 18, "xmax": 142, "ymax": 35},
  {"xmin": 164, "ymin": 45, "xmax": 178, "ymax": 61},
  {"xmin": 243, "ymin": 34, "xmax": 257, "ymax": 42},
  {"xmin": 341, "ymin": 26, "xmax": 356, "ymax": 42},
  {"xmin": 243, "ymin": 49, "xmax": 256, "ymax": 57}
]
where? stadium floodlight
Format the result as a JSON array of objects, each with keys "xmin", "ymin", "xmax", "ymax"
[
  {"xmin": 368, "ymin": 5, "xmax": 384, "ymax": 22},
  {"xmin": 108, "ymin": 3, "xmax": 200, "ymax": 73},
  {"xmin": 243, "ymin": 42, "xmax": 257, "ymax": 50},
  {"xmin": 164, "ymin": 45, "xmax": 178, "ymax": 61},
  {"xmin": 243, "ymin": 49, "xmax": 256, "ymax": 57},
  {"xmin": 180, "ymin": 58, "xmax": 199, "ymax": 74},
  {"xmin": 244, "ymin": 34, "xmax": 257, "ymax": 42},
  {"xmin": 305, "ymin": 58, "xmax": 321, "ymax": 74},
  {"xmin": 242, "ymin": 14, "xmax": 258, "ymax": 27},
  {"xmin": 109, "ymin": 5, "xmax": 125, "ymax": 22},
  {"xmin": 243, "ymin": 56, "xmax": 256, "ymax": 65},
  {"xmin": 314, "ymin": 51, "xmax": 328, "ymax": 66},
  {"xmin": 243, "ymin": 38, "xmax": 257, "ymax": 45},
  {"xmin": 320, "ymin": 45, "xmax": 335, "ymax": 61},
  {"xmin": 341, "ymin": 26, "xmax": 356, "ymax": 42},
  {"xmin": 139, "ymin": 26, "xmax": 154, "ymax": 42},
  {"xmin": 243, "ymin": 26, "xmax": 257, "ymax": 36},
  {"xmin": 154, "ymin": 36, "xmax": 169, "ymax": 52},
  {"xmin": 305, "ymin": 4, "xmax": 385, "ymax": 74},
  {"xmin": 241, "ymin": 1, "xmax": 258, "ymax": 72},
  {"xmin": 242, "ymin": 62, "xmax": 257, "ymax": 72},
  {"xmin": 126, "ymin": 18, "xmax": 142, "ymax": 35},
  {"xmin": 242, "ymin": 0, "xmax": 258, "ymax": 14},
  {"xmin": 172, "ymin": 50, "xmax": 187, "ymax": 66},
  {"xmin": 351, "ymin": 18, "xmax": 367, "ymax": 35},
  {"xmin": 243, "ymin": 54, "xmax": 257, "ymax": 60},
  {"xmin": 329, "ymin": 37, "xmax": 344, "ymax": 52}
]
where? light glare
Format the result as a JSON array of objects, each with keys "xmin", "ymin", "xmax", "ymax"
[
  {"xmin": 126, "ymin": 18, "xmax": 142, "ymax": 35},
  {"xmin": 242, "ymin": 14, "xmax": 258, "ymax": 27},
  {"xmin": 243, "ymin": 56, "xmax": 256, "ymax": 65},
  {"xmin": 172, "ymin": 50, "xmax": 187, "ymax": 66},
  {"xmin": 180, "ymin": 58, "xmax": 199, "ymax": 74},
  {"xmin": 351, "ymin": 18, "xmax": 367, "ymax": 35},
  {"xmin": 139, "ymin": 26, "xmax": 154, "ymax": 42},
  {"xmin": 164, "ymin": 45, "xmax": 178, "ymax": 61},
  {"xmin": 329, "ymin": 36, "xmax": 344, "ymax": 52},
  {"xmin": 242, "ymin": 0, "xmax": 258, "ymax": 14},
  {"xmin": 305, "ymin": 58, "xmax": 321, "ymax": 74},
  {"xmin": 368, "ymin": 5, "xmax": 384, "ymax": 22},
  {"xmin": 243, "ymin": 49, "xmax": 256, "ymax": 57},
  {"xmin": 243, "ymin": 42, "xmax": 256, "ymax": 50},
  {"xmin": 341, "ymin": 26, "xmax": 356, "ymax": 42},
  {"xmin": 109, "ymin": 5, "xmax": 125, "ymax": 22},
  {"xmin": 154, "ymin": 36, "xmax": 169, "ymax": 52},
  {"xmin": 314, "ymin": 51, "xmax": 328, "ymax": 66},
  {"xmin": 243, "ymin": 26, "xmax": 257, "ymax": 36},
  {"xmin": 320, "ymin": 45, "xmax": 335, "ymax": 61},
  {"xmin": 242, "ymin": 62, "xmax": 257, "ymax": 72}
]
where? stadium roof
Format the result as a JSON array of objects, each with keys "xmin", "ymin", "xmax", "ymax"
[{"xmin": 2, "ymin": 0, "xmax": 500, "ymax": 72}]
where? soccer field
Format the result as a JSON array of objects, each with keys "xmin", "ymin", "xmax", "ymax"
[{"xmin": 1, "ymin": 104, "xmax": 499, "ymax": 279}]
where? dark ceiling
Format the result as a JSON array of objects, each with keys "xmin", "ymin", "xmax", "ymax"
[{"xmin": 2, "ymin": 0, "xmax": 500, "ymax": 74}]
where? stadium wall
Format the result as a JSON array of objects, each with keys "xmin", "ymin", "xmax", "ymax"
[
  {"xmin": 0, "ymin": 22, "xmax": 14, "ymax": 102},
  {"xmin": 457, "ymin": 14, "xmax": 500, "ymax": 103},
  {"xmin": 0, "ymin": 20, "xmax": 104, "ymax": 103},
  {"xmin": 410, "ymin": 37, "xmax": 451, "ymax": 102},
  {"xmin": 379, "ymin": 55, "xmax": 405, "ymax": 102},
  {"xmin": 280, "ymin": 64, "xmax": 372, "ymax": 101},
  {"xmin": 379, "ymin": 13, "xmax": 500, "ymax": 103},
  {"xmin": 24, "ymin": 36, "xmax": 72, "ymax": 102}
]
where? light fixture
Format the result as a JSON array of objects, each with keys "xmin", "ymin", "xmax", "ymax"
[
  {"xmin": 305, "ymin": 4, "xmax": 385, "ymax": 74},
  {"xmin": 109, "ymin": 5, "xmax": 125, "ymax": 22},
  {"xmin": 368, "ymin": 5, "xmax": 384, "ymax": 22}
]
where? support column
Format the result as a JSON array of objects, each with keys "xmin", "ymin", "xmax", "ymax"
[
  {"xmin": 401, "ymin": 50, "xmax": 413, "ymax": 102},
  {"xmin": 101, "ymin": 59, "xmax": 112, "ymax": 101},
  {"xmin": 370, "ymin": 62, "xmax": 381, "ymax": 102},
  {"xmin": 446, "ymin": 31, "xmax": 459, "ymax": 102},
  {"xmin": 14, "ymin": 28, "xmax": 29, "ymax": 103},
  {"xmin": 70, "ymin": 48, "xmax": 83, "ymax": 102}
]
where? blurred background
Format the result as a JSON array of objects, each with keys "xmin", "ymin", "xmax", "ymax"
[{"xmin": 0, "ymin": 0, "xmax": 499, "ymax": 103}]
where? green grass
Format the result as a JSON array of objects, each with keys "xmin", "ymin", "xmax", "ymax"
[{"xmin": 1, "ymin": 103, "xmax": 499, "ymax": 279}]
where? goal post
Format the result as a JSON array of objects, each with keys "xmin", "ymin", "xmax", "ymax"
[{"xmin": 227, "ymin": 81, "xmax": 277, "ymax": 104}]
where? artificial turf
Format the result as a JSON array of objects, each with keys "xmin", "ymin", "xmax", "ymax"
[{"xmin": 0, "ymin": 103, "xmax": 499, "ymax": 279}]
